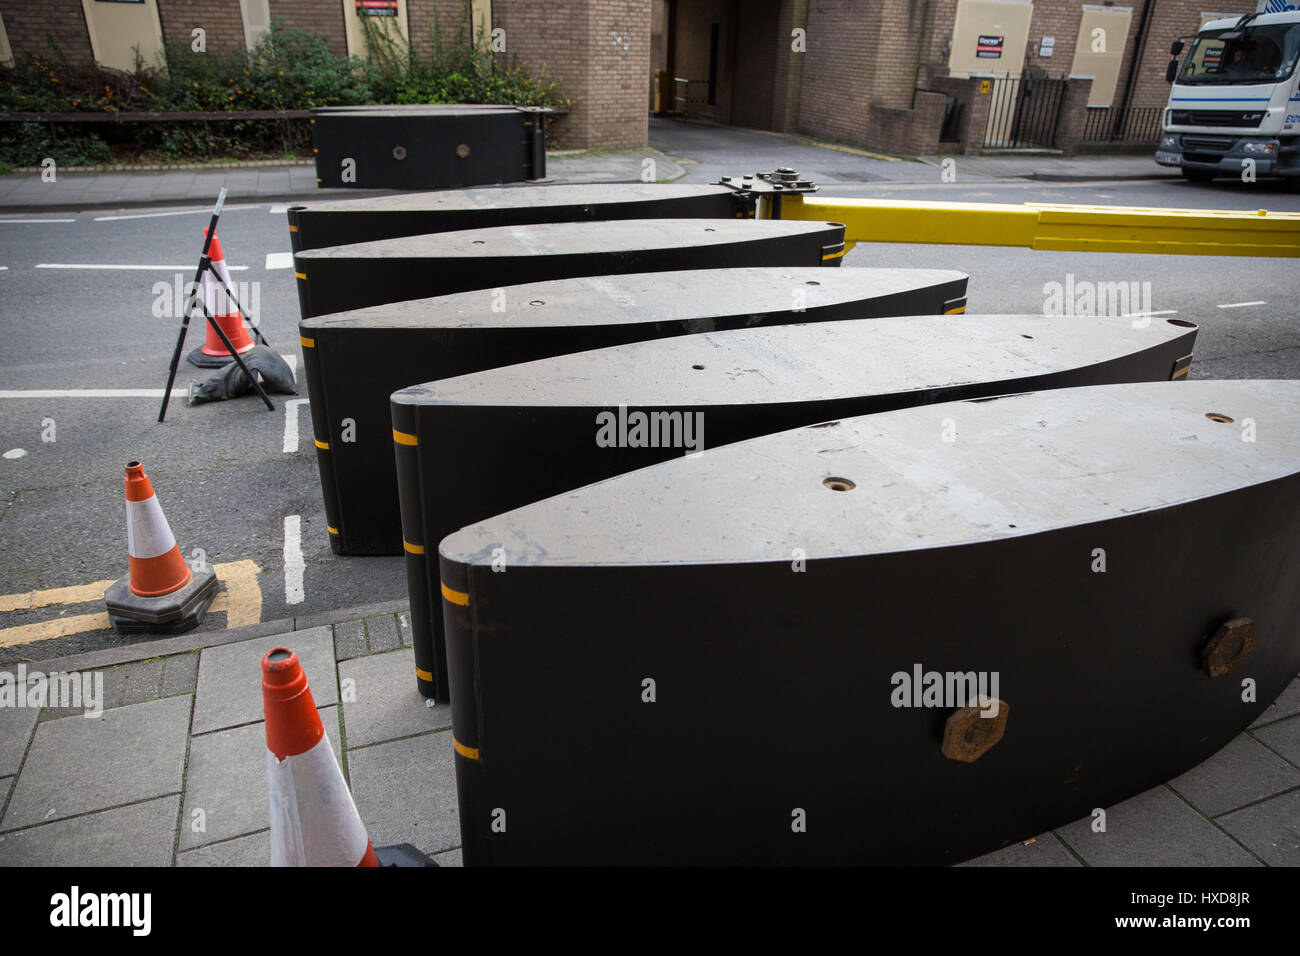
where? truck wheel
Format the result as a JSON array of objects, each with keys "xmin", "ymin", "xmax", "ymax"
[{"xmin": 1181, "ymin": 168, "xmax": 1216, "ymax": 183}]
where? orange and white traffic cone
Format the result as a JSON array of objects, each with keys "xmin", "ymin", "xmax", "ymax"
[
  {"xmin": 104, "ymin": 460, "xmax": 218, "ymax": 633},
  {"xmin": 187, "ymin": 230, "xmax": 257, "ymax": 368},
  {"xmin": 263, "ymin": 647, "xmax": 380, "ymax": 867}
]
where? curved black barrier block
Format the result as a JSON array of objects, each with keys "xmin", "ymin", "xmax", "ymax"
[
  {"xmin": 292, "ymin": 218, "xmax": 846, "ymax": 318},
  {"xmin": 286, "ymin": 184, "xmax": 746, "ymax": 252},
  {"xmin": 397, "ymin": 314, "xmax": 1197, "ymax": 701},
  {"xmin": 301, "ymin": 263, "xmax": 963, "ymax": 555},
  {"xmin": 438, "ymin": 379, "xmax": 1300, "ymax": 865}
]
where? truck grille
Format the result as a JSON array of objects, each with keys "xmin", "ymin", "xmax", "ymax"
[
  {"xmin": 1188, "ymin": 111, "xmax": 1262, "ymax": 127},
  {"xmin": 1182, "ymin": 136, "xmax": 1234, "ymax": 151}
]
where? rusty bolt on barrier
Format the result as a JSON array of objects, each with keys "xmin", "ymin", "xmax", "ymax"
[
  {"xmin": 1202, "ymin": 617, "xmax": 1256, "ymax": 678},
  {"xmin": 941, "ymin": 697, "xmax": 1009, "ymax": 763}
]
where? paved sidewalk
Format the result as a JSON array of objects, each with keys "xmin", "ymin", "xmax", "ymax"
[
  {"xmin": 918, "ymin": 152, "xmax": 1180, "ymax": 182},
  {"xmin": 0, "ymin": 148, "xmax": 683, "ymax": 213},
  {"xmin": 0, "ymin": 607, "xmax": 1296, "ymax": 866}
]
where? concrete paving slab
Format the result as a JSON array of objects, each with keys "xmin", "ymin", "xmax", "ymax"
[
  {"xmin": 121, "ymin": 658, "xmax": 165, "ymax": 706},
  {"xmin": 192, "ymin": 626, "xmax": 335, "ymax": 734},
  {"xmin": 39, "ymin": 664, "xmax": 128, "ymax": 721},
  {"xmin": 1, "ymin": 695, "xmax": 190, "ymax": 831},
  {"xmin": 1252, "ymin": 678, "xmax": 1300, "ymax": 729},
  {"xmin": 957, "ymin": 832, "xmax": 1081, "ymax": 867},
  {"xmin": 1251, "ymin": 714, "xmax": 1300, "ymax": 768},
  {"xmin": 1216, "ymin": 790, "xmax": 1300, "ymax": 866},
  {"xmin": 397, "ymin": 610, "xmax": 412, "ymax": 647},
  {"xmin": 339, "ymin": 648, "xmax": 451, "ymax": 747},
  {"xmin": 0, "ymin": 703, "xmax": 38, "ymax": 776},
  {"xmin": 349, "ymin": 730, "xmax": 459, "ymax": 858},
  {"xmin": 365, "ymin": 614, "xmax": 400, "ymax": 653},
  {"xmin": 1053, "ymin": 785, "xmax": 1261, "ymax": 867},
  {"xmin": 0, "ymin": 795, "xmax": 179, "ymax": 866},
  {"xmin": 1169, "ymin": 733, "xmax": 1300, "ymax": 816},
  {"xmin": 177, "ymin": 830, "xmax": 271, "ymax": 866},
  {"xmin": 179, "ymin": 705, "xmax": 340, "ymax": 850},
  {"xmin": 333, "ymin": 619, "xmax": 367, "ymax": 661},
  {"xmin": 433, "ymin": 847, "xmax": 462, "ymax": 867},
  {"xmin": 160, "ymin": 652, "xmax": 199, "ymax": 697}
]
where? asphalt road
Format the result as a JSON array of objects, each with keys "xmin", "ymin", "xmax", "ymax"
[{"xmin": 1, "ymin": 128, "xmax": 1297, "ymax": 663}]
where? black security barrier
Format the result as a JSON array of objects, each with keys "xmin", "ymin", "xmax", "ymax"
[
  {"xmin": 439, "ymin": 379, "xmax": 1300, "ymax": 865},
  {"xmin": 300, "ymin": 265, "xmax": 969, "ymax": 556},
  {"xmin": 292, "ymin": 218, "xmax": 846, "ymax": 318},
  {"xmin": 286, "ymin": 184, "xmax": 747, "ymax": 252},
  {"xmin": 397, "ymin": 314, "xmax": 1197, "ymax": 701},
  {"xmin": 310, "ymin": 105, "xmax": 551, "ymax": 190}
]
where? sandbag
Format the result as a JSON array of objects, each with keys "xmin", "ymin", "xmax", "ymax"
[{"xmin": 188, "ymin": 345, "xmax": 298, "ymax": 405}]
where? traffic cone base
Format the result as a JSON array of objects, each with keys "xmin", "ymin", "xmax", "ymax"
[
  {"xmin": 105, "ymin": 566, "xmax": 218, "ymax": 634},
  {"xmin": 107, "ymin": 460, "xmax": 217, "ymax": 634}
]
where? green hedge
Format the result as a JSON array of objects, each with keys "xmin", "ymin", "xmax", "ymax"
[{"xmin": 0, "ymin": 17, "xmax": 568, "ymax": 165}]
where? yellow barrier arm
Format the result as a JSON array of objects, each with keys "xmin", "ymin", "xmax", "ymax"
[{"xmin": 776, "ymin": 194, "xmax": 1300, "ymax": 258}]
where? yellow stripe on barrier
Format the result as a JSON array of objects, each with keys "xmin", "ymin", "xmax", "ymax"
[
  {"xmin": 821, "ymin": 248, "xmax": 846, "ymax": 261},
  {"xmin": 780, "ymin": 195, "xmax": 1300, "ymax": 258},
  {"xmin": 944, "ymin": 306, "xmax": 966, "ymax": 315},
  {"xmin": 300, "ymin": 336, "xmax": 315, "ymax": 348},
  {"xmin": 453, "ymin": 737, "xmax": 480, "ymax": 760},
  {"xmin": 295, "ymin": 272, "xmax": 307, "ymax": 280},
  {"xmin": 288, "ymin": 225, "xmax": 298, "ymax": 232},
  {"xmin": 416, "ymin": 666, "xmax": 433, "ymax": 681},
  {"xmin": 393, "ymin": 429, "xmax": 418, "ymax": 446},
  {"xmin": 328, "ymin": 526, "xmax": 339, "ymax": 535},
  {"xmin": 441, "ymin": 582, "xmax": 469, "ymax": 606},
  {"xmin": 404, "ymin": 540, "xmax": 425, "ymax": 555},
  {"xmin": 314, "ymin": 439, "xmax": 330, "ymax": 450},
  {"xmin": 1172, "ymin": 365, "xmax": 1190, "ymax": 379}
]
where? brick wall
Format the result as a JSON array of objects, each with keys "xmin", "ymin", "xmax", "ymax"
[
  {"xmin": 408, "ymin": 0, "xmax": 474, "ymax": 60},
  {"xmin": 587, "ymin": 0, "xmax": 650, "ymax": 147},
  {"xmin": 0, "ymin": 0, "xmax": 92, "ymax": 63},
  {"xmin": 495, "ymin": 0, "xmax": 648, "ymax": 149},
  {"xmin": 273, "ymin": 0, "xmax": 348, "ymax": 57},
  {"xmin": 158, "ymin": 0, "xmax": 246, "ymax": 53},
  {"xmin": 798, "ymin": 0, "xmax": 874, "ymax": 142}
]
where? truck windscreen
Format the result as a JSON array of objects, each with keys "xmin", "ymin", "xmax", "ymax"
[{"xmin": 1178, "ymin": 24, "xmax": 1300, "ymax": 84}]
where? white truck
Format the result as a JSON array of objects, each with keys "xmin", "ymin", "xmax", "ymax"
[{"xmin": 1155, "ymin": 3, "xmax": 1300, "ymax": 181}]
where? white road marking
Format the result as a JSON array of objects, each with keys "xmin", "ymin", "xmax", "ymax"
[
  {"xmin": 1122, "ymin": 310, "xmax": 1179, "ymax": 318},
  {"xmin": 94, "ymin": 204, "xmax": 257, "ymax": 222},
  {"xmin": 269, "ymin": 204, "xmax": 290, "ymax": 214},
  {"xmin": 283, "ymin": 398, "xmax": 309, "ymax": 453},
  {"xmin": 265, "ymin": 252, "xmax": 294, "ymax": 270},
  {"xmin": 0, "ymin": 218, "xmax": 75, "ymax": 224},
  {"xmin": 0, "ymin": 267, "xmax": 7, "ymax": 271},
  {"xmin": 284, "ymin": 515, "xmax": 305, "ymax": 605},
  {"xmin": 0, "ymin": 388, "xmax": 182, "ymax": 399},
  {"xmin": 1217, "ymin": 301, "xmax": 1266, "ymax": 309},
  {"xmin": 3, "ymin": 449, "xmax": 27, "ymax": 459},
  {"xmin": 37, "ymin": 263, "xmax": 249, "ymax": 271}
]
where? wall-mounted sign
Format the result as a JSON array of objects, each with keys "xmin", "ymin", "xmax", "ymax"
[
  {"xmin": 356, "ymin": 0, "xmax": 398, "ymax": 16},
  {"xmin": 977, "ymin": 35, "xmax": 1004, "ymax": 58}
]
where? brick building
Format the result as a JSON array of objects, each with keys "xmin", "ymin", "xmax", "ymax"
[
  {"xmin": 658, "ymin": 0, "xmax": 1259, "ymax": 153},
  {"xmin": 0, "ymin": 0, "xmax": 650, "ymax": 150},
  {"xmin": 0, "ymin": 1, "xmax": 1277, "ymax": 153}
]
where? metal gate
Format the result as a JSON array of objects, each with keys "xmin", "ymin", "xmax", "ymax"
[{"xmin": 983, "ymin": 74, "xmax": 1069, "ymax": 148}]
